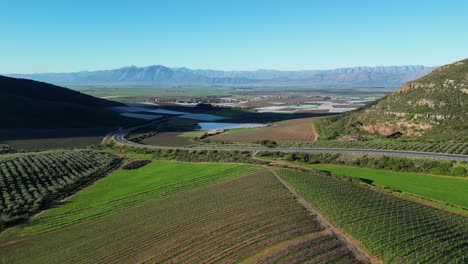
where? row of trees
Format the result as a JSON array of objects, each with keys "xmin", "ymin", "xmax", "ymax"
[
  {"xmin": 259, "ymin": 151, "xmax": 468, "ymax": 176},
  {"xmin": 114, "ymin": 146, "xmax": 266, "ymax": 164},
  {"xmin": 0, "ymin": 150, "xmax": 118, "ymax": 228},
  {"xmin": 281, "ymin": 141, "xmax": 468, "ymax": 155}
]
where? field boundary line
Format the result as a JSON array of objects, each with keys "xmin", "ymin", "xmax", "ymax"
[{"xmin": 266, "ymin": 167, "xmax": 380, "ymax": 264}]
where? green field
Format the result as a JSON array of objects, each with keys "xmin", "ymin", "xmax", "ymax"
[
  {"xmin": 1, "ymin": 161, "xmax": 260, "ymax": 239},
  {"xmin": 0, "ymin": 170, "xmax": 360, "ymax": 264},
  {"xmin": 308, "ymin": 164, "xmax": 468, "ymax": 208},
  {"xmin": 277, "ymin": 168, "xmax": 468, "ymax": 263},
  {"xmin": 71, "ymin": 86, "xmax": 232, "ymax": 100}
]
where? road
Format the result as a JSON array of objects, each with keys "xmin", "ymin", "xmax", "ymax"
[{"xmin": 112, "ymin": 124, "xmax": 468, "ymax": 161}]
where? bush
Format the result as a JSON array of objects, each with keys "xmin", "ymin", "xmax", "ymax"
[{"xmin": 123, "ymin": 160, "xmax": 151, "ymax": 170}]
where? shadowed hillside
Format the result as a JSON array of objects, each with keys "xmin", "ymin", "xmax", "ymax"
[
  {"xmin": 315, "ymin": 58, "xmax": 468, "ymax": 142},
  {"xmin": 0, "ymin": 76, "xmax": 133, "ymax": 129}
]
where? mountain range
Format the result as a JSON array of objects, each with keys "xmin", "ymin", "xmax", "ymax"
[{"xmin": 7, "ymin": 65, "xmax": 435, "ymax": 87}]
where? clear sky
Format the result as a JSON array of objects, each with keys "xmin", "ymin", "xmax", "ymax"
[{"xmin": 1, "ymin": 0, "xmax": 467, "ymax": 73}]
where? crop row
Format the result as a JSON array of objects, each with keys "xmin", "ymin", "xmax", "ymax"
[
  {"xmin": 0, "ymin": 171, "xmax": 362, "ymax": 264},
  {"xmin": 278, "ymin": 168, "xmax": 468, "ymax": 263},
  {"xmin": 0, "ymin": 150, "xmax": 117, "ymax": 227},
  {"xmin": 26, "ymin": 165, "xmax": 259, "ymax": 234},
  {"xmin": 282, "ymin": 141, "xmax": 468, "ymax": 155}
]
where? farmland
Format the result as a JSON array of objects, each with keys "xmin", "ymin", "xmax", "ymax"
[
  {"xmin": 209, "ymin": 117, "xmax": 318, "ymax": 142},
  {"xmin": 1, "ymin": 160, "xmax": 260, "ymax": 238},
  {"xmin": 283, "ymin": 140, "xmax": 468, "ymax": 155},
  {"xmin": 308, "ymin": 164, "xmax": 468, "ymax": 209},
  {"xmin": 0, "ymin": 150, "xmax": 118, "ymax": 228},
  {"xmin": 278, "ymin": 168, "xmax": 468, "ymax": 263},
  {"xmin": 0, "ymin": 145, "xmax": 14, "ymax": 154},
  {"xmin": 0, "ymin": 171, "xmax": 362, "ymax": 264},
  {"xmin": 142, "ymin": 132, "xmax": 195, "ymax": 146}
]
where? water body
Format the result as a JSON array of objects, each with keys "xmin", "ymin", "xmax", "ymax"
[{"xmin": 198, "ymin": 122, "xmax": 267, "ymax": 130}]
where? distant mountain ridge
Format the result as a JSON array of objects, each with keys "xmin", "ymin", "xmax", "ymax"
[{"xmin": 7, "ymin": 65, "xmax": 435, "ymax": 87}]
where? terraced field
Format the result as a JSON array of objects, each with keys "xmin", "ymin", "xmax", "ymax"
[
  {"xmin": 278, "ymin": 168, "xmax": 468, "ymax": 263},
  {"xmin": 0, "ymin": 171, "xmax": 362, "ymax": 264},
  {"xmin": 210, "ymin": 117, "xmax": 318, "ymax": 142}
]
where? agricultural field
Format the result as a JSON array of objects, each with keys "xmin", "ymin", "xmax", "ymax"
[
  {"xmin": 0, "ymin": 145, "xmax": 14, "ymax": 154},
  {"xmin": 308, "ymin": 164, "xmax": 468, "ymax": 209},
  {"xmin": 0, "ymin": 150, "xmax": 118, "ymax": 228},
  {"xmin": 142, "ymin": 132, "xmax": 195, "ymax": 146},
  {"xmin": 0, "ymin": 170, "xmax": 362, "ymax": 264},
  {"xmin": 209, "ymin": 117, "xmax": 318, "ymax": 142},
  {"xmin": 277, "ymin": 168, "xmax": 468, "ymax": 263},
  {"xmin": 1, "ymin": 161, "xmax": 260, "ymax": 238},
  {"xmin": 281, "ymin": 140, "xmax": 468, "ymax": 155}
]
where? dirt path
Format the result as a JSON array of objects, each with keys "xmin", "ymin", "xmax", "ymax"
[
  {"xmin": 310, "ymin": 121, "xmax": 319, "ymax": 141},
  {"xmin": 266, "ymin": 167, "xmax": 380, "ymax": 264}
]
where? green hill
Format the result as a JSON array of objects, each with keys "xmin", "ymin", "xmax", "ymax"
[
  {"xmin": 316, "ymin": 58, "xmax": 468, "ymax": 142},
  {"xmin": 0, "ymin": 75, "xmax": 131, "ymax": 129}
]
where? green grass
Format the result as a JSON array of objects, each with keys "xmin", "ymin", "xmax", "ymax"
[
  {"xmin": 71, "ymin": 86, "xmax": 232, "ymax": 100},
  {"xmin": 1, "ymin": 161, "xmax": 260, "ymax": 240},
  {"xmin": 308, "ymin": 164, "xmax": 468, "ymax": 208},
  {"xmin": 178, "ymin": 131, "xmax": 205, "ymax": 137}
]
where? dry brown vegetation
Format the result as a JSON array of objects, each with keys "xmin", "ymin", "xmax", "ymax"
[{"xmin": 211, "ymin": 117, "xmax": 318, "ymax": 142}]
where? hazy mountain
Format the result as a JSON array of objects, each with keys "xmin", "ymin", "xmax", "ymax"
[
  {"xmin": 8, "ymin": 65, "xmax": 435, "ymax": 87},
  {"xmin": 316, "ymin": 59, "xmax": 468, "ymax": 142},
  {"xmin": 0, "ymin": 75, "xmax": 130, "ymax": 129}
]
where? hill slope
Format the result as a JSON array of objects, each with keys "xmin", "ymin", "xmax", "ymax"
[
  {"xmin": 0, "ymin": 75, "xmax": 129, "ymax": 128},
  {"xmin": 7, "ymin": 65, "xmax": 434, "ymax": 86},
  {"xmin": 316, "ymin": 59, "xmax": 468, "ymax": 142}
]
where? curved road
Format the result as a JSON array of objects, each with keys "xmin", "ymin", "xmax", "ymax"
[{"xmin": 112, "ymin": 124, "xmax": 468, "ymax": 161}]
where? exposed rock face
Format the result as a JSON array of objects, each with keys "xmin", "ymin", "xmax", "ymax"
[
  {"xmin": 361, "ymin": 122, "xmax": 432, "ymax": 136},
  {"xmin": 327, "ymin": 58, "xmax": 468, "ymax": 140}
]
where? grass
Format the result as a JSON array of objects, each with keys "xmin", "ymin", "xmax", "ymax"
[
  {"xmin": 71, "ymin": 86, "xmax": 232, "ymax": 100},
  {"xmin": 308, "ymin": 164, "xmax": 468, "ymax": 209},
  {"xmin": 0, "ymin": 160, "xmax": 260, "ymax": 239},
  {"xmin": 0, "ymin": 171, "xmax": 358, "ymax": 264},
  {"xmin": 178, "ymin": 130, "xmax": 206, "ymax": 137}
]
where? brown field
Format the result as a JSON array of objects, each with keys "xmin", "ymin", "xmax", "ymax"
[
  {"xmin": 0, "ymin": 171, "xmax": 360, "ymax": 264},
  {"xmin": 211, "ymin": 117, "xmax": 318, "ymax": 142},
  {"xmin": 142, "ymin": 132, "xmax": 194, "ymax": 146}
]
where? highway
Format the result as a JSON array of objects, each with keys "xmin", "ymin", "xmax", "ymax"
[{"xmin": 112, "ymin": 124, "xmax": 468, "ymax": 161}]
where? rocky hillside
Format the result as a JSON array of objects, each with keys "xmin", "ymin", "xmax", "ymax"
[{"xmin": 316, "ymin": 59, "xmax": 468, "ymax": 142}]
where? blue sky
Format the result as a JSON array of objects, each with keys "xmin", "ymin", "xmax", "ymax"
[{"xmin": 1, "ymin": 0, "xmax": 467, "ymax": 73}]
